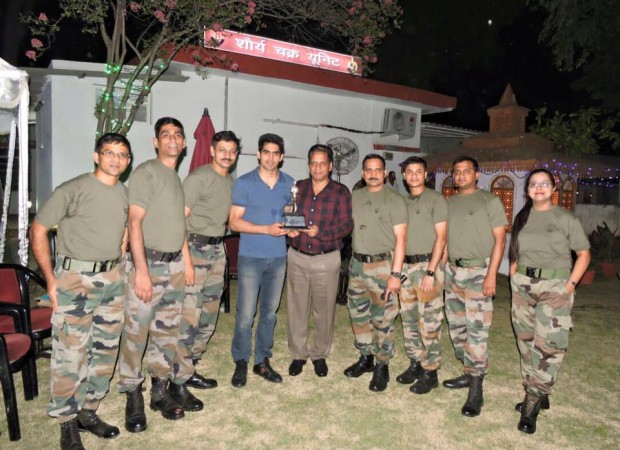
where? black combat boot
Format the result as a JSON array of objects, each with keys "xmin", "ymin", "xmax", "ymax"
[
  {"xmin": 125, "ymin": 384, "xmax": 147, "ymax": 433},
  {"xmin": 168, "ymin": 382, "xmax": 204, "ymax": 411},
  {"xmin": 517, "ymin": 392, "xmax": 543, "ymax": 434},
  {"xmin": 443, "ymin": 373, "xmax": 471, "ymax": 389},
  {"xmin": 410, "ymin": 369, "xmax": 439, "ymax": 394},
  {"xmin": 461, "ymin": 375, "xmax": 484, "ymax": 417},
  {"xmin": 77, "ymin": 408, "xmax": 120, "ymax": 439},
  {"xmin": 396, "ymin": 359, "xmax": 423, "ymax": 384},
  {"xmin": 186, "ymin": 358, "xmax": 218, "ymax": 389},
  {"xmin": 60, "ymin": 418, "xmax": 85, "ymax": 450},
  {"xmin": 515, "ymin": 393, "xmax": 550, "ymax": 412},
  {"xmin": 150, "ymin": 378, "xmax": 184, "ymax": 420},
  {"xmin": 343, "ymin": 355, "xmax": 374, "ymax": 378},
  {"xmin": 369, "ymin": 362, "xmax": 390, "ymax": 392}
]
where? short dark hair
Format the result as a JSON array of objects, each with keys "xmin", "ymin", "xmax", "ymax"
[
  {"xmin": 452, "ymin": 155, "xmax": 479, "ymax": 172},
  {"xmin": 401, "ymin": 156, "xmax": 427, "ymax": 172},
  {"xmin": 258, "ymin": 133, "xmax": 285, "ymax": 154},
  {"xmin": 307, "ymin": 144, "xmax": 333, "ymax": 164},
  {"xmin": 212, "ymin": 130, "xmax": 241, "ymax": 150},
  {"xmin": 154, "ymin": 117, "xmax": 185, "ymax": 138},
  {"xmin": 95, "ymin": 133, "xmax": 131, "ymax": 154},
  {"xmin": 362, "ymin": 153, "xmax": 385, "ymax": 169}
]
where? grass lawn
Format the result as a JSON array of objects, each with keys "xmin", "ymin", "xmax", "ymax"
[{"xmin": 1, "ymin": 275, "xmax": 619, "ymax": 449}]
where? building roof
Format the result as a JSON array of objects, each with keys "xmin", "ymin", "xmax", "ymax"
[{"xmin": 173, "ymin": 48, "xmax": 456, "ymax": 115}]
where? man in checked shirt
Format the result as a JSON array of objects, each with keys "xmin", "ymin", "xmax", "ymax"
[{"xmin": 286, "ymin": 144, "xmax": 353, "ymax": 377}]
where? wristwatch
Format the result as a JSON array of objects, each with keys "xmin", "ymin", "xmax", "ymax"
[
  {"xmin": 390, "ymin": 271, "xmax": 402, "ymax": 279},
  {"xmin": 425, "ymin": 269, "xmax": 436, "ymax": 277}
]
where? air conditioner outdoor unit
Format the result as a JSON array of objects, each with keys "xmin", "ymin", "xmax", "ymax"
[{"xmin": 382, "ymin": 109, "xmax": 418, "ymax": 137}]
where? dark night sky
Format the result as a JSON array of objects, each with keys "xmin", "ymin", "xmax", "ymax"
[{"xmin": 2, "ymin": 1, "xmax": 590, "ymax": 132}]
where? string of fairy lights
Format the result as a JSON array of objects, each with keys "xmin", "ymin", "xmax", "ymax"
[{"xmin": 94, "ymin": 62, "xmax": 166, "ymax": 136}]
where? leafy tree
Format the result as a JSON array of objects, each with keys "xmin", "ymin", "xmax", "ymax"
[
  {"xmin": 530, "ymin": 107, "xmax": 620, "ymax": 157},
  {"xmin": 23, "ymin": 0, "xmax": 402, "ymax": 137},
  {"xmin": 529, "ymin": 0, "xmax": 620, "ymax": 111}
]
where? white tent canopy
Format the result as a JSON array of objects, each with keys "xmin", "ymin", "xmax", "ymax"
[{"xmin": 0, "ymin": 58, "xmax": 29, "ymax": 265}]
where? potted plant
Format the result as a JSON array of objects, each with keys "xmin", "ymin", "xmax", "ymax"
[
  {"xmin": 579, "ymin": 260, "xmax": 596, "ymax": 285},
  {"xmin": 589, "ymin": 222, "xmax": 620, "ymax": 278}
]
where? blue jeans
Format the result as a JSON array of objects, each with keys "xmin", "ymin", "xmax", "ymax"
[{"xmin": 231, "ymin": 256, "xmax": 287, "ymax": 364}]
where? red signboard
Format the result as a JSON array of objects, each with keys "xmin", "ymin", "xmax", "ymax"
[{"xmin": 204, "ymin": 29, "xmax": 363, "ymax": 76}]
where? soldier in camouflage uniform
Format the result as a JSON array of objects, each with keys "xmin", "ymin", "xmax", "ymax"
[
  {"xmin": 509, "ymin": 169, "xmax": 590, "ymax": 434},
  {"xmin": 30, "ymin": 133, "xmax": 131, "ymax": 449},
  {"xmin": 443, "ymin": 156, "xmax": 507, "ymax": 418},
  {"xmin": 172, "ymin": 131, "xmax": 240, "ymax": 392},
  {"xmin": 117, "ymin": 118, "xmax": 201, "ymax": 434},
  {"xmin": 344, "ymin": 154, "xmax": 407, "ymax": 392},
  {"xmin": 396, "ymin": 157, "xmax": 447, "ymax": 395}
]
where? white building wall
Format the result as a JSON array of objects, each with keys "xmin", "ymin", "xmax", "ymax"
[{"xmin": 35, "ymin": 61, "xmax": 423, "ymax": 205}]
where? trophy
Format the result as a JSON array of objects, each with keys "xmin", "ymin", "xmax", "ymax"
[{"xmin": 283, "ymin": 181, "xmax": 308, "ymax": 229}]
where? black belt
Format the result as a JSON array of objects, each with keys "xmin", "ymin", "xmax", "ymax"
[
  {"xmin": 404, "ymin": 253, "xmax": 432, "ymax": 264},
  {"xmin": 144, "ymin": 248, "xmax": 182, "ymax": 263},
  {"xmin": 188, "ymin": 233, "xmax": 224, "ymax": 246},
  {"xmin": 353, "ymin": 252, "xmax": 391, "ymax": 263},
  {"xmin": 291, "ymin": 247, "xmax": 338, "ymax": 256},
  {"xmin": 60, "ymin": 255, "xmax": 119, "ymax": 273}
]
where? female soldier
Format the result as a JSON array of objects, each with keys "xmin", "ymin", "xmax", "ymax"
[{"xmin": 509, "ymin": 168, "xmax": 590, "ymax": 434}]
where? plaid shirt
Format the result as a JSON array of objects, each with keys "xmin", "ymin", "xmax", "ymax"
[{"xmin": 287, "ymin": 178, "xmax": 353, "ymax": 254}]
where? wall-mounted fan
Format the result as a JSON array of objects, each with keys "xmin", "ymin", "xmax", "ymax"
[{"xmin": 326, "ymin": 137, "xmax": 359, "ymax": 182}]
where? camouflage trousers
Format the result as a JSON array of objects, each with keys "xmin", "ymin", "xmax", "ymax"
[
  {"xmin": 173, "ymin": 241, "xmax": 225, "ymax": 383},
  {"xmin": 48, "ymin": 264, "xmax": 125, "ymax": 422},
  {"xmin": 444, "ymin": 259, "xmax": 493, "ymax": 376},
  {"xmin": 399, "ymin": 262, "xmax": 444, "ymax": 370},
  {"xmin": 511, "ymin": 272, "xmax": 574, "ymax": 396},
  {"xmin": 347, "ymin": 258, "xmax": 399, "ymax": 363},
  {"xmin": 117, "ymin": 255, "xmax": 185, "ymax": 392}
]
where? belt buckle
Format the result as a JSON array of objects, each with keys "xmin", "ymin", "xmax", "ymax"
[
  {"xmin": 62, "ymin": 256, "xmax": 72, "ymax": 270},
  {"xmin": 525, "ymin": 267, "xmax": 540, "ymax": 278},
  {"xmin": 455, "ymin": 258, "xmax": 464, "ymax": 268}
]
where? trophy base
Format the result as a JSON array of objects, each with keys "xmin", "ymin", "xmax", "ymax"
[{"xmin": 282, "ymin": 214, "xmax": 308, "ymax": 230}]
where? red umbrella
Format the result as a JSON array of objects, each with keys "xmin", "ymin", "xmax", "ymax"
[{"xmin": 189, "ymin": 108, "xmax": 216, "ymax": 173}]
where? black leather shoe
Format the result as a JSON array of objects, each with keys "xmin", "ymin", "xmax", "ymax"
[
  {"xmin": 186, "ymin": 371, "xmax": 218, "ymax": 389},
  {"xmin": 149, "ymin": 378, "xmax": 184, "ymax": 420},
  {"xmin": 253, "ymin": 358, "xmax": 283, "ymax": 383},
  {"xmin": 231, "ymin": 360, "xmax": 248, "ymax": 388},
  {"xmin": 60, "ymin": 418, "xmax": 85, "ymax": 450},
  {"xmin": 369, "ymin": 362, "xmax": 390, "ymax": 391},
  {"xmin": 168, "ymin": 382, "xmax": 204, "ymax": 412},
  {"xmin": 443, "ymin": 373, "xmax": 471, "ymax": 389},
  {"xmin": 313, "ymin": 359, "xmax": 328, "ymax": 377},
  {"xmin": 515, "ymin": 393, "xmax": 550, "ymax": 412},
  {"xmin": 343, "ymin": 355, "xmax": 374, "ymax": 378},
  {"xmin": 461, "ymin": 375, "xmax": 484, "ymax": 417},
  {"xmin": 289, "ymin": 359, "xmax": 306, "ymax": 376},
  {"xmin": 77, "ymin": 408, "xmax": 120, "ymax": 439},
  {"xmin": 410, "ymin": 369, "xmax": 439, "ymax": 395},
  {"xmin": 125, "ymin": 384, "xmax": 147, "ymax": 433},
  {"xmin": 518, "ymin": 393, "xmax": 542, "ymax": 434},
  {"xmin": 396, "ymin": 360, "xmax": 423, "ymax": 384}
]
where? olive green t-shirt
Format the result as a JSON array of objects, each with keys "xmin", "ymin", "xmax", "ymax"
[
  {"xmin": 405, "ymin": 188, "xmax": 448, "ymax": 255},
  {"xmin": 447, "ymin": 189, "xmax": 507, "ymax": 259},
  {"xmin": 35, "ymin": 173, "xmax": 128, "ymax": 261},
  {"xmin": 128, "ymin": 158, "xmax": 185, "ymax": 252},
  {"xmin": 352, "ymin": 187, "xmax": 407, "ymax": 254},
  {"xmin": 184, "ymin": 164, "xmax": 233, "ymax": 236},
  {"xmin": 517, "ymin": 206, "xmax": 589, "ymax": 269}
]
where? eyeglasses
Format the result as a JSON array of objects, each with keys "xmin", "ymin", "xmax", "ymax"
[
  {"xmin": 528, "ymin": 181, "xmax": 553, "ymax": 189},
  {"xmin": 99, "ymin": 150, "xmax": 130, "ymax": 160}
]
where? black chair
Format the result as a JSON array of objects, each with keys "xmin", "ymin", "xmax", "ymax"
[
  {"xmin": 221, "ymin": 234, "xmax": 240, "ymax": 313},
  {"xmin": 0, "ymin": 264, "xmax": 52, "ymax": 358}
]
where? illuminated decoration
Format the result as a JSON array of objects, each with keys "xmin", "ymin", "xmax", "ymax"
[
  {"xmin": 204, "ymin": 29, "xmax": 363, "ymax": 76},
  {"xmin": 551, "ymin": 175, "xmax": 561, "ymax": 206},
  {"xmin": 441, "ymin": 176, "xmax": 457, "ymax": 199},
  {"xmin": 491, "ymin": 175, "xmax": 515, "ymax": 232}
]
